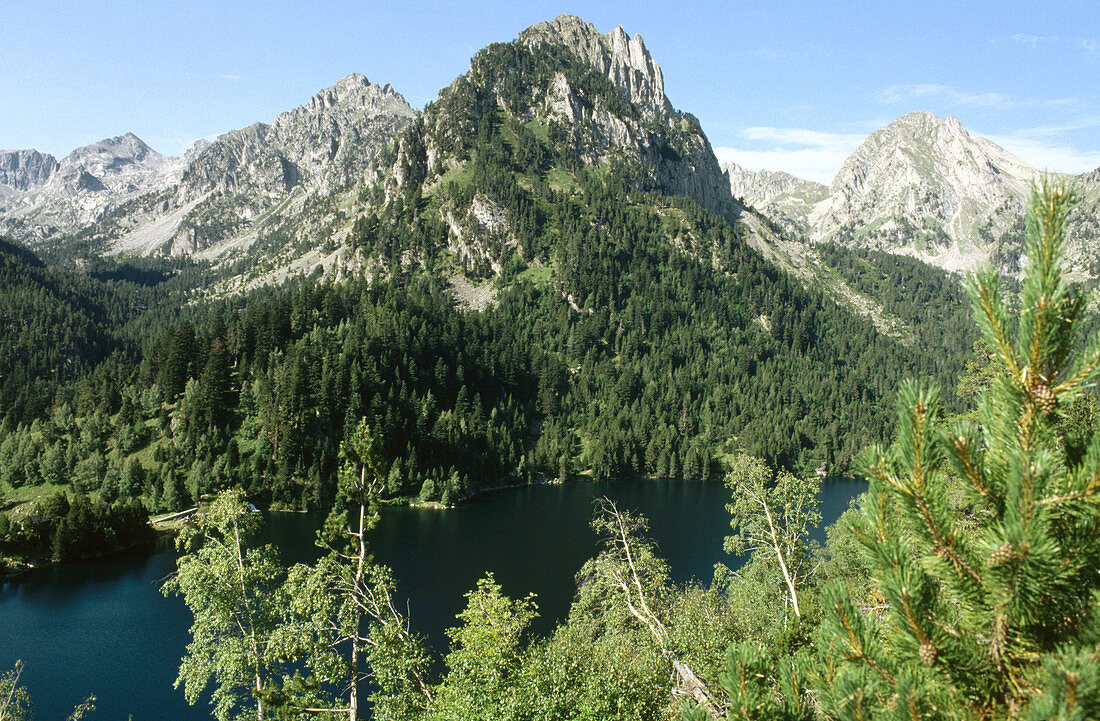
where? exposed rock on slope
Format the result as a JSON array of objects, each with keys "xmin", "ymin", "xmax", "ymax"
[
  {"xmin": 808, "ymin": 111, "xmax": 1038, "ymax": 272},
  {"xmin": 0, "ymin": 74, "xmax": 415, "ymax": 265},
  {"xmin": 1066, "ymin": 166, "xmax": 1100, "ymax": 278},
  {"xmin": 518, "ymin": 15, "xmax": 736, "ymax": 219},
  {"xmin": 0, "ymin": 150, "xmax": 60, "ymax": 194},
  {"xmin": 734, "ymin": 114, "xmax": 1100, "ymax": 280},
  {"xmin": 519, "ymin": 15, "xmax": 672, "ymax": 116},
  {"xmin": 181, "ymin": 74, "xmax": 413, "ymax": 199},
  {"xmin": 724, "ymin": 161, "xmax": 827, "ymax": 238},
  {"xmin": 0, "ymin": 134, "xmax": 190, "ymax": 243},
  {"xmin": 117, "ymin": 73, "xmax": 417, "ymax": 257},
  {"xmin": 384, "ymin": 13, "xmax": 741, "ymax": 277}
]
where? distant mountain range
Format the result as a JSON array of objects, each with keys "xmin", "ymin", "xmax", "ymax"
[
  {"xmin": 0, "ymin": 15, "xmax": 1097, "ymax": 293},
  {"xmin": 725, "ymin": 111, "xmax": 1100, "ymax": 277},
  {"xmin": 0, "ymin": 74, "xmax": 415, "ymax": 285}
]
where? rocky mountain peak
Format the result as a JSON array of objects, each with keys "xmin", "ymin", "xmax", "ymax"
[
  {"xmin": 299, "ymin": 72, "xmax": 408, "ymax": 115},
  {"xmin": 104, "ymin": 72, "xmax": 417, "ymax": 257},
  {"xmin": 62, "ymin": 132, "xmax": 160, "ymax": 170},
  {"xmin": 0, "ymin": 132, "xmax": 189, "ymax": 243},
  {"xmin": 0, "ymin": 149, "xmax": 60, "ymax": 194},
  {"xmin": 182, "ymin": 138, "xmax": 212, "ymax": 165},
  {"xmin": 806, "ymin": 111, "xmax": 1039, "ymax": 272},
  {"xmin": 723, "ymin": 161, "xmax": 825, "ymax": 207},
  {"xmin": 723, "ymin": 161, "xmax": 828, "ymax": 240},
  {"xmin": 519, "ymin": 14, "xmax": 672, "ymax": 115}
]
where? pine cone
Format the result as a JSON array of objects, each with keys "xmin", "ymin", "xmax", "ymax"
[
  {"xmin": 919, "ymin": 641, "xmax": 937, "ymax": 667},
  {"xmin": 988, "ymin": 543, "xmax": 1016, "ymax": 567},
  {"xmin": 1030, "ymin": 382, "xmax": 1056, "ymax": 414}
]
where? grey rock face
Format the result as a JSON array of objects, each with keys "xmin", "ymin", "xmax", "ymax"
[
  {"xmin": 1063, "ymin": 166, "xmax": 1100, "ymax": 276},
  {"xmin": 0, "ymin": 74, "xmax": 416, "ymax": 257},
  {"xmin": 519, "ymin": 15, "xmax": 735, "ymax": 220},
  {"xmin": 807, "ymin": 111, "xmax": 1039, "ymax": 272},
  {"xmin": 183, "ymin": 73, "xmax": 415, "ymax": 200},
  {"xmin": 386, "ymin": 15, "xmax": 745, "ymax": 278},
  {"xmin": 0, "ymin": 133, "xmax": 189, "ymax": 242},
  {"xmin": 724, "ymin": 161, "xmax": 827, "ymax": 237},
  {"xmin": 519, "ymin": 15, "xmax": 672, "ymax": 116},
  {"xmin": 0, "ymin": 150, "xmax": 60, "ymax": 193},
  {"xmin": 736, "ymin": 112, "xmax": 1100, "ymax": 279}
]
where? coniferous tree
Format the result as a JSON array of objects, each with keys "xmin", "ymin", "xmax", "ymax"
[{"xmin": 811, "ymin": 181, "xmax": 1100, "ymax": 720}]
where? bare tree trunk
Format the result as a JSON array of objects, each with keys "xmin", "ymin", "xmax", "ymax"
[
  {"xmin": 232, "ymin": 518, "xmax": 266, "ymax": 721},
  {"xmin": 348, "ymin": 467, "xmax": 368, "ymax": 721},
  {"xmin": 759, "ymin": 493, "xmax": 800, "ymax": 618},
  {"xmin": 598, "ymin": 499, "xmax": 723, "ymax": 718}
]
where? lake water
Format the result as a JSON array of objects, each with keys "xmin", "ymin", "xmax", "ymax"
[{"xmin": 0, "ymin": 478, "xmax": 864, "ymax": 721}]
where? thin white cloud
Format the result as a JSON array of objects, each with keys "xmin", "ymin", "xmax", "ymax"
[
  {"xmin": 741, "ymin": 126, "xmax": 866, "ymax": 151},
  {"xmin": 879, "ymin": 84, "xmax": 1076, "ymax": 111},
  {"xmin": 745, "ymin": 48, "xmax": 785, "ymax": 61},
  {"xmin": 1009, "ymin": 33, "xmax": 1060, "ymax": 48},
  {"xmin": 980, "ymin": 133, "xmax": 1100, "ymax": 174},
  {"xmin": 714, "ymin": 127, "xmax": 866, "ymax": 184},
  {"xmin": 1004, "ymin": 115, "xmax": 1100, "ymax": 138},
  {"xmin": 992, "ymin": 34, "xmax": 1096, "ymax": 53},
  {"xmin": 218, "ymin": 73, "xmax": 248, "ymax": 81}
]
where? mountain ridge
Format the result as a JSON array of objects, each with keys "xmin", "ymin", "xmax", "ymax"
[{"xmin": 727, "ymin": 111, "xmax": 1100, "ymax": 279}]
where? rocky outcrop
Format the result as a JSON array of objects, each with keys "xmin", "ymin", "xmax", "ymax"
[
  {"xmin": 0, "ymin": 134, "xmax": 190, "ymax": 242},
  {"xmin": 724, "ymin": 162, "xmax": 827, "ymax": 237},
  {"xmin": 129, "ymin": 73, "xmax": 417, "ymax": 256},
  {"xmin": 0, "ymin": 150, "xmax": 59, "ymax": 194},
  {"xmin": 520, "ymin": 16, "xmax": 735, "ymax": 219},
  {"xmin": 523, "ymin": 17, "xmax": 736, "ymax": 219},
  {"xmin": 381, "ymin": 15, "xmax": 747, "ymax": 278},
  {"xmin": 1064, "ymin": 166, "xmax": 1100, "ymax": 277},
  {"xmin": 519, "ymin": 15, "xmax": 672, "ymax": 116},
  {"xmin": 182, "ymin": 74, "xmax": 415, "ymax": 200},
  {"xmin": 0, "ymin": 74, "xmax": 417, "ymax": 257}
]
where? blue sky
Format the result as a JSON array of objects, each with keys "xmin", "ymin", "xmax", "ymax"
[{"xmin": 2, "ymin": 0, "xmax": 1097, "ymax": 183}]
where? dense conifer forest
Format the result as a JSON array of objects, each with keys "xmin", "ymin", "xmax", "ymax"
[{"xmin": 3, "ymin": 12, "xmax": 1100, "ymax": 721}]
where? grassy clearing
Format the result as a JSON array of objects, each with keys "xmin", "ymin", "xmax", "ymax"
[
  {"xmin": 545, "ymin": 166, "xmax": 579, "ymax": 192},
  {"xmin": 525, "ymin": 120, "xmax": 550, "ymax": 142},
  {"xmin": 431, "ymin": 162, "xmax": 476, "ymax": 196},
  {"xmin": 517, "ymin": 264, "xmax": 553, "ymax": 287},
  {"xmin": 1, "ymin": 482, "xmax": 71, "ymax": 516}
]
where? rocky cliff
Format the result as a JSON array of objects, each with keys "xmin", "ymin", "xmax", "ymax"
[
  {"xmin": 391, "ymin": 13, "xmax": 739, "ymax": 268},
  {"xmin": 0, "ymin": 134, "xmax": 190, "ymax": 243},
  {"xmin": 724, "ymin": 161, "xmax": 827, "ymax": 237},
  {"xmin": 0, "ymin": 74, "xmax": 417, "ymax": 261},
  {"xmin": 125, "ymin": 73, "xmax": 417, "ymax": 257},
  {"xmin": 181, "ymin": 74, "xmax": 414, "ymax": 199},
  {"xmin": 0, "ymin": 150, "xmax": 60, "ymax": 195},
  {"xmin": 518, "ymin": 15, "xmax": 672, "ymax": 116}
]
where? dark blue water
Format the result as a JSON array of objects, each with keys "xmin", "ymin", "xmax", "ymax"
[{"xmin": 0, "ymin": 478, "xmax": 864, "ymax": 721}]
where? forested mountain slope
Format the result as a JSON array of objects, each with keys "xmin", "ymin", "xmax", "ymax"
[
  {"xmin": 0, "ymin": 239, "xmax": 131, "ymax": 419},
  {"xmin": 0, "ymin": 16, "xmax": 981, "ymax": 515}
]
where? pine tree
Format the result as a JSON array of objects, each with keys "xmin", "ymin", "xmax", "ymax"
[{"xmin": 815, "ymin": 181, "xmax": 1100, "ymax": 719}]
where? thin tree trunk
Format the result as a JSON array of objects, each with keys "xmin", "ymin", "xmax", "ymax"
[
  {"xmin": 759, "ymin": 493, "xmax": 800, "ymax": 618},
  {"xmin": 348, "ymin": 466, "xmax": 367, "ymax": 721},
  {"xmin": 233, "ymin": 518, "xmax": 266, "ymax": 721}
]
